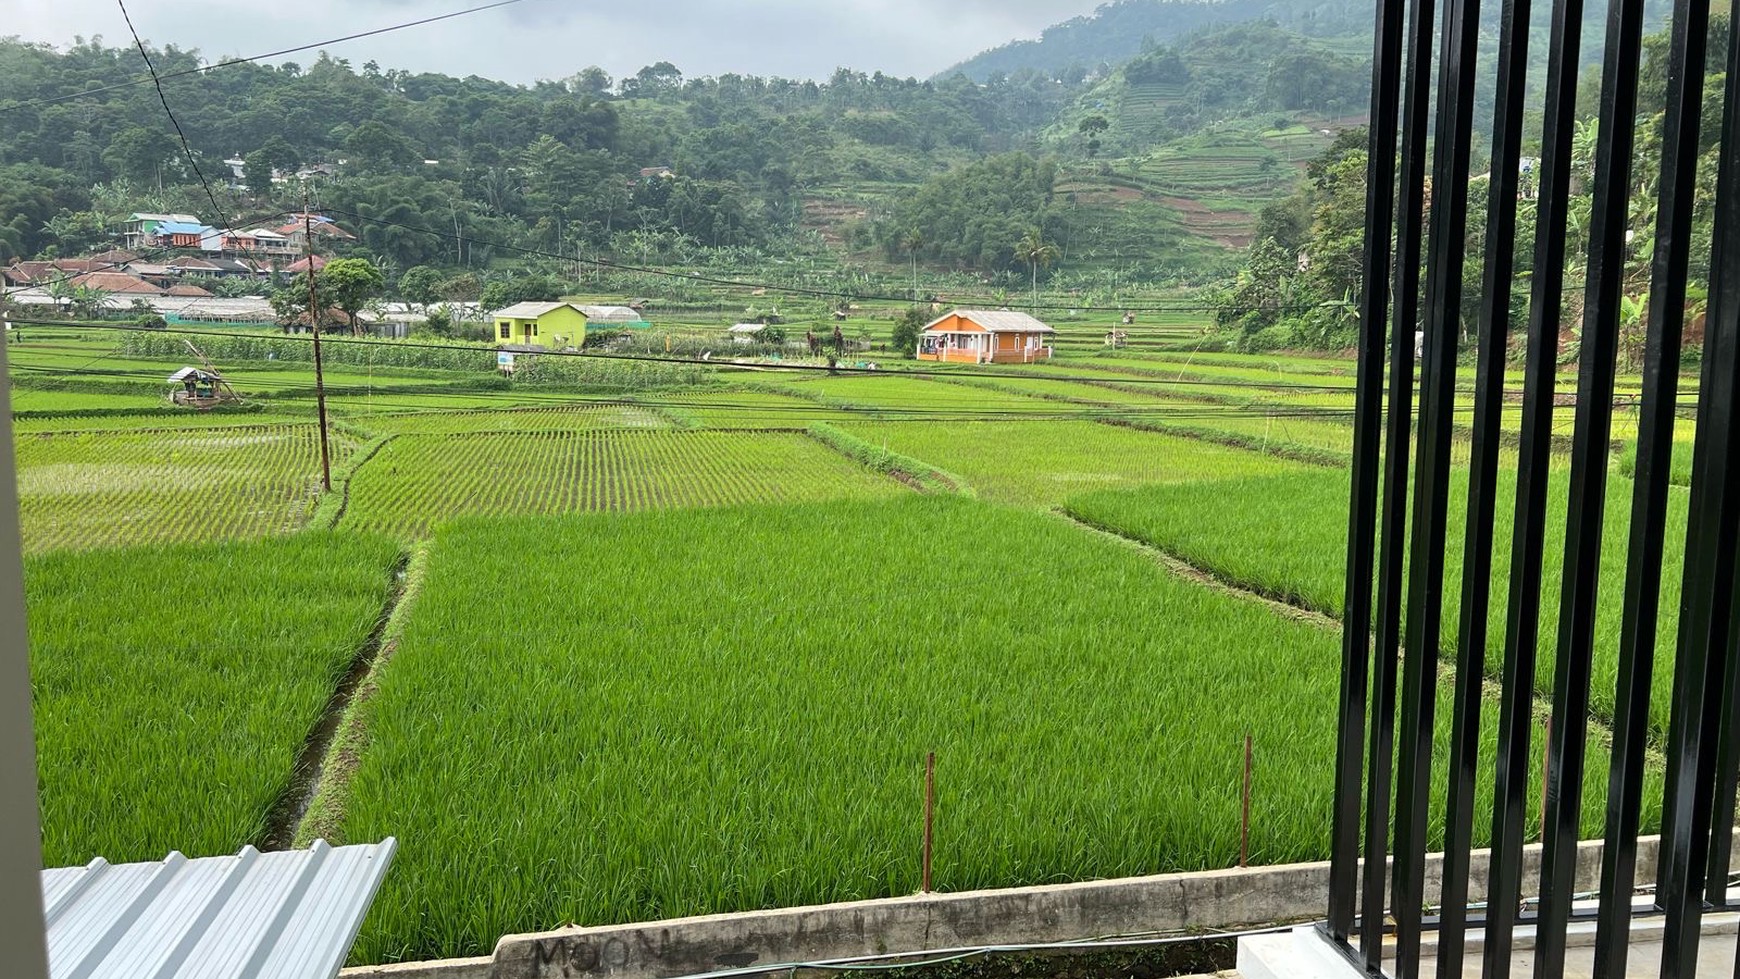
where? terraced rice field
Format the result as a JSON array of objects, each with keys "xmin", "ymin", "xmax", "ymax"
[
  {"xmin": 333, "ymin": 499, "xmax": 1626, "ymax": 963},
  {"xmin": 341, "ymin": 430, "xmax": 910, "ymax": 538},
  {"xmin": 13, "ymin": 424, "xmax": 352, "ymax": 553},
  {"xmin": 345, "ymin": 403, "xmax": 672, "ymax": 435},
  {"xmin": 751, "ymin": 373, "xmax": 1068, "ymax": 417},
  {"xmin": 1065, "ymin": 463, "xmax": 1691, "ymax": 739},
  {"xmin": 838, "ymin": 419, "xmax": 1300, "ymax": 505},
  {"xmin": 27, "ymin": 533, "xmax": 400, "ymax": 866}
]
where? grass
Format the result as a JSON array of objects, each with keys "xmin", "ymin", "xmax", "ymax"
[
  {"xmin": 26, "ymin": 533, "xmax": 401, "ymax": 866},
  {"xmin": 1063, "ymin": 464, "xmax": 1690, "ymax": 738},
  {"xmin": 333, "ymin": 498, "xmax": 1627, "ymax": 963},
  {"xmin": 13, "ymin": 424, "xmax": 354, "ymax": 553},
  {"xmin": 340, "ymin": 429, "xmax": 912, "ymax": 539},
  {"xmin": 836, "ymin": 419, "xmax": 1300, "ymax": 506}
]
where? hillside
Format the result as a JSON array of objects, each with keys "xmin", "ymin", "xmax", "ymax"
[{"xmin": 947, "ymin": 0, "xmax": 1374, "ymax": 81}]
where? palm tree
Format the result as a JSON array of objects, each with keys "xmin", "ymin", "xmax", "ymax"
[
  {"xmin": 900, "ymin": 229, "xmax": 925, "ymax": 301},
  {"xmin": 1014, "ymin": 228, "xmax": 1060, "ymax": 311}
]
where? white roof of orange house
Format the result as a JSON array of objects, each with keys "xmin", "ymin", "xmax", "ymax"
[{"xmin": 922, "ymin": 309, "xmax": 1055, "ymax": 334}]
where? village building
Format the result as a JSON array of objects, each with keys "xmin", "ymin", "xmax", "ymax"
[
  {"xmin": 916, "ymin": 309, "xmax": 1055, "ymax": 364},
  {"xmin": 492, "ymin": 301, "xmax": 590, "ymax": 348},
  {"xmin": 122, "ymin": 212, "xmax": 201, "ymax": 249}
]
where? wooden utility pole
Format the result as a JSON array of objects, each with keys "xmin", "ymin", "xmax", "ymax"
[
  {"xmin": 304, "ymin": 192, "xmax": 332, "ymax": 492},
  {"xmin": 922, "ymin": 751, "xmax": 935, "ymax": 893}
]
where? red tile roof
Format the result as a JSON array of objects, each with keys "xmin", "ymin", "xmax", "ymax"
[
  {"xmin": 284, "ymin": 255, "xmax": 328, "ymax": 274},
  {"xmin": 165, "ymin": 283, "xmax": 214, "ymax": 297},
  {"xmin": 70, "ymin": 272, "xmax": 165, "ymax": 294}
]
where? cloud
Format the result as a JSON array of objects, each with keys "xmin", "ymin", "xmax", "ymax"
[{"xmin": 0, "ymin": 0, "xmax": 1103, "ymax": 83}]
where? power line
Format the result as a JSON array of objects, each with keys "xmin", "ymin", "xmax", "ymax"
[
  {"xmin": 0, "ymin": 0, "xmax": 534, "ymax": 114},
  {"xmin": 116, "ymin": 0, "xmax": 238, "ymax": 238}
]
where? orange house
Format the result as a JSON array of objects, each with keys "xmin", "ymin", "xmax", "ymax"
[{"xmin": 917, "ymin": 310, "xmax": 1055, "ymax": 364}]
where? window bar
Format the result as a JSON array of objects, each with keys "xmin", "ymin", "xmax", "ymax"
[
  {"xmin": 1655, "ymin": 9, "xmax": 1740, "ymax": 969},
  {"xmin": 1479, "ymin": 0, "xmax": 1583, "ymax": 964},
  {"xmin": 1327, "ymin": 0, "xmax": 1409, "ymax": 942},
  {"xmin": 1391, "ymin": 0, "xmax": 1481, "ymax": 967},
  {"xmin": 1532, "ymin": 0, "xmax": 1647, "ymax": 969},
  {"xmin": 1362, "ymin": 0, "xmax": 1436, "ymax": 955},
  {"xmin": 1587, "ymin": 0, "xmax": 1708, "ymax": 967},
  {"xmin": 1435, "ymin": 0, "xmax": 1531, "ymax": 963}
]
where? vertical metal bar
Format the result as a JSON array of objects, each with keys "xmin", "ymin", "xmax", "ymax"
[
  {"xmin": 1436, "ymin": 0, "xmax": 1531, "ymax": 965},
  {"xmin": 0, "ymin": 315, "xmax": 51, "ymax": 979},
  {"xmin": 1481, "ymin": 0, "xmax": 1582, "ymax": 966},
  {"xmin": 1533, "ymin": 0, "xmax": 1647, "ymax": 966},
  {"xmin": 1393, "ymin": 0, "xmax": 1480, "ymax": 964},
  {"xmin": 1589, "ymin": 0, "xmax": 1708, "ymax": 967},
  {"xmin": 1328, "ymin": 0, "xmax": 1407, "ymax": 941},
  {"xmin": 1657, "ymin": 8, "xmax": 1740, "ymax": 971},
  {"xmin": 1361, "ymin": 0, "xmax": 1434, "ymax": 946}
]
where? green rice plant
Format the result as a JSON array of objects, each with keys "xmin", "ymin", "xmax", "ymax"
[
  {"xmin": 838, "ymin": 419, "xmax": 1300, "ymax": 506},
  {"xmin": 655, "ymin": 390, "xmax": 858, "ymax": 429},
  {"xmin": 806, "ymin": 423, "xmax": 972, "ymax": 494},
  {"xmin": 26, "ymin": 533, "xmax": 401, "ymax": 866},
  {"xmin": 1064, "ymin": 464, "xmax": 1691, "ymax": 738},
  {"xmin": 344, "ymin": 403, "xmax": 673, "ymax": 436},
  {"xmin": 12, "ymin": 424, "xmax": 354, "ymax": 553},
  {"xmin": 340, "ymin": 430, "xmax": 911, "ymax": 539},
  {"xmin": 334, "ymin": 498, "xmax": 1629, "ymax": 963}
]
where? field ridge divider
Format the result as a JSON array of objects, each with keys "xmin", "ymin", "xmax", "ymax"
[{"xmin": 289, "ymin": 543, "xmax": 431, "ymax": 850}]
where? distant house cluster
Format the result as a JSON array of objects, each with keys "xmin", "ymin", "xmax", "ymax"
[
  {"xmin": 121, "ymin": 212, "xmax": 354, "ymax": 260},
  {"xmin": 2, "ymin": 212, "xmax": 357, "ymax": 324}
]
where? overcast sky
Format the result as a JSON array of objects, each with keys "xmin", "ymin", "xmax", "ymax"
[{"xmin": 0, "ymin": 0, "xmax": 1105, "ymax": 84}]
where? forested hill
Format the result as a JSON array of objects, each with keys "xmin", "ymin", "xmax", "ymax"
[
  {"xmin": 946, "ymin": 0, "xmax": 1374, "ymax": 81},
  {"xmin": 0, "ymin": 41, "xmax": 1081, "ymax": 270},
  {"xmin": 946, "ymin": 0, "xmax": 1667, "ymax": 82}
]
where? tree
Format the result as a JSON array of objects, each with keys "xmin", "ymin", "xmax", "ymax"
[
  {"xmin": 1077, "ymin": 115, "xmax": 1110, "ymax": 157},
  {"xmin": 343, "ymin": 121, "xmax": 417, "ymax": 172},
  {"xmin": 1014, "ymin": 228, "xmax": 1060, "ymax": 310},
  {"xmin": 321, "ymin": 257, "xmax": 387, "ymax": 335},
  {"xmin": 900, "ymin": 228, "xmax": 925, "ymax": 300},
  {"xmin": 399, "ymin": 265, "xmax": 443, "ymax": 312},
  {"xmin": 891, "ymin": 306, "xmax": 928, "ymax": 356},
  {"xmin": 102, "ymin": 127, "xmax": 178, "ymax": 185},
  {"xmin": 243, "ymin": 150, "xmax": 275, "ymax": 196}
]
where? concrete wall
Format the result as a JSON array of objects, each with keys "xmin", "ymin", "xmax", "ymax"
[{"xmin": 341, "ymin": 834, "xmax": 1700, "ymax": 979}]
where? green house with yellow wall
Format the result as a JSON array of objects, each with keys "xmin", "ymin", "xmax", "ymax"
[{"xmin": 492, "ymin": 301, "xmax": 590, "ymax": 348}]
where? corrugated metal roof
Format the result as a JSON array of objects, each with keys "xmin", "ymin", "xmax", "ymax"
[
  {"xmin": 925, "ymin": 310, "xmax": 1055, "ymax": 334},
  {"xmin": 494, "ymin": 301, "xmax": 578, "ymax": 319},
  {"xmin": 42, "ymin": 838, "xmax": 395, "ymax": 979}
]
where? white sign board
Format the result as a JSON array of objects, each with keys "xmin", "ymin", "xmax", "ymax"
[{"xmin": 497, "ymin": 351, "xmax": 515, "ymax": 373}]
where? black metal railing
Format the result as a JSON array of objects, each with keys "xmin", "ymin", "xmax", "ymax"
[{"xmin": 1325, "ymin": 0, "xmax": 1740, "ymax": 964}]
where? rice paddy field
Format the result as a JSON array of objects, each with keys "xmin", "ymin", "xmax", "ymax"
[
  {"xmin": 27, "ymin": 533, "xmax": 400, "ymax": 866},
  {"xmin": 14, "ymin": 424, "xmax": 355, "ymax": 553},
  {"xmin": 1065, "ymin": 464, "xmax": 1691, "ymax": 738},
  {"xmin": 335, "ymin": 499, "xmax": 1628, "ymax": 962},
  {"xmin": 837, "ymin": 419, "xmax": 1301, "ymax": 505},
  {"xmin": 340, "ymin": 429, "xmax": 912, "ymax": 539},
  {"xmin": 2, "ymin": 327, "xmax": 1684, "ymax": 967}
]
